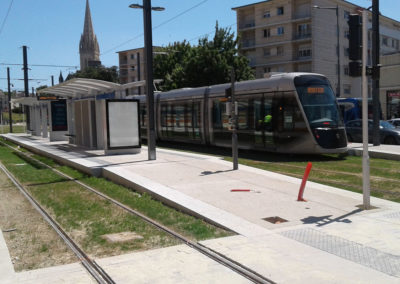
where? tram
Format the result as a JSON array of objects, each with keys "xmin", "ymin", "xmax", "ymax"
[{"xmin": 137, "ymin": 73, "xmax": 348, "ymax": 154}]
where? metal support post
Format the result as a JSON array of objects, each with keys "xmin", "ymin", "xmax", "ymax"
[
  {"xmin": 7, "ymin": 67, "xmax": 13, "ymax": 133},
  {"xmin": 372, "ymin": 0, "xmax": 380, "ymax": 145},
  {"xmin": 231, "ymin": 68, "xmax": 238, "ymax": 170},
  {"xmin": 23, "ymin": 45, "xmax": 30, "ymax": 129},
  {"xmin": 336, "ymin": 5, "xmax": 341, "ymax": 97},
  {"xmin": 143, "ymin": 0, "xmax": 156, "ymax": 160},
  {"xmin": 362, "ymin": 10, "xmax": 371, "ymax": 209}
]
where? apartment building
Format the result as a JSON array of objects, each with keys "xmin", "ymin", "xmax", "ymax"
[
  {"xmin": 233, "ymin": 0, "xmax": 400, "ymax": 99},
  {"xmin": 381, "ymin": 52, "xmax": 400, "ymax": 119},
  {"xmin": 118, "ymin": 48, "xmax": 146, "ymax": 96}
]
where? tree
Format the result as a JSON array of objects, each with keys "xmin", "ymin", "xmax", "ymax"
[
  {"xmin": 66, "ymin": 66, "xmax": 119, "ymax": 83},
  {"xmin": 36, "ymin": 85, "xmax": 48, "ymax": 91},
  {"xmin": 154, "ymin": 22, "xmax": 254, "ymax": 91}
]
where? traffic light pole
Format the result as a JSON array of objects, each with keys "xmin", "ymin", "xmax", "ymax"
[
  {"xmin": 372, "ymin": 0, "xmax": 380, "ymax": 146},
  {"xmin": 361, "ymin": 9, "xmax": 370, "ymax": 210}
]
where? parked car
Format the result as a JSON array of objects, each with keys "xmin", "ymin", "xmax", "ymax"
[
  {"xmin": 388, "ymin": 118, "xmax": 400, "ymax": 128},
  {"xmin": 345, "ymin": 119, "xmax": 400, "ymax": 145}
]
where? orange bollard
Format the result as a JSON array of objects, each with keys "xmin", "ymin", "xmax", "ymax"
[{"xmin": 297, "ymin": 162, "xmax": 312, "ymax": 202}]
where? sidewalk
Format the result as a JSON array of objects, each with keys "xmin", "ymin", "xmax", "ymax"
[{"xmin": 1, "ymin": 133, "xmax": 400, "ymax": 283}]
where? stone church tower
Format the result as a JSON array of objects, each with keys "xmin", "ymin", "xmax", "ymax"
[{"xmin": 79, "ymin": 0, "xmax": 101, "ymax": 70}]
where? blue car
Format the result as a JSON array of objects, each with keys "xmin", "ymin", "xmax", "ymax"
[{"xmin": 345, "ymin": 119, "xmax": 400, "ymax": 145}]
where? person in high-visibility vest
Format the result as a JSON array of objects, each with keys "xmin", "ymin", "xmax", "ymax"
[{"xmin": 264, "ymin": 114, "xmax": 272, "ymax": 131}]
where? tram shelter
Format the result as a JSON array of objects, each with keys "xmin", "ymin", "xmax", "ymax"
[
  {"xmin": 36, "ymin": 78, "xmax": 156, "ymax": 154},
  {"xmin": 11, "ymin": 97, "xmax": 51, "ymax": 139}
]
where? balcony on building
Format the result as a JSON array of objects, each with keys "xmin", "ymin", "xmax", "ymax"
[
  {"xmin": 241, "ymin": 39, "xmax": 256, "ymax": 49},
  {"xmin": 294, "ymin": 31, "xmax": 312, "ymax": 40},
  {"xmin": 120, "ymin": 55, "xmax": 128, "ymax": 66},
  {"xmin": 239, "ymin": 21, "xmax": 255, "ymax": 31}
]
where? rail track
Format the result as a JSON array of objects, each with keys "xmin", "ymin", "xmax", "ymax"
[
  {"xmin": 0, "ymin": 139, "xmax": 275, "ymax": 284},
  {"xmin": 0, "ymin": 161, "xmax": 115, "ymax": 284}
]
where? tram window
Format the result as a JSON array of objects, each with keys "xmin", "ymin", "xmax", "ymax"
[
  {"xmin": 295, "ymin": 76, "xmax": 343, "ymax": 128},
  {"xmin": 237, "ymin": 100, "xmax": 249, "ymax": 130},
  {"xmin": 254, "ymin": 100, "xmax": 262, "ymax": 130},
  {"xmin": 193, "ymin": 102, "xmax": 201, "ymax": 139},
  {"xmin": 160, "ymin": 104, "xmax": 167, "ymax": 127},
  {"xmin": 185, "ymin": 103, "xmax": 192, "ymax": 128},
  {"xmin": 213, "ymin": 100, "xmax": 229, "ymax": 129}
]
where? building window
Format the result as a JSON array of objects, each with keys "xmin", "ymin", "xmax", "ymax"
[
  {"xmin": 264, "ymin": 67, "xmax": 272, "ymax": 73},
  {"xmin": 130, "ymin": 65, "xmax": 136, "ymax": 71},
  {"xmin": 277, "ymin": 26, "xmax": 284, "ymax": 35},
  {"xmin": 263, "ymin": 28, "xmax": 271, "ymax": 38},
  {"xmin": 130, "ymin": 54, "xmax": 135, "ymax": 60},
  {"xmin": 263, "ymin": 11, "xmax": 270, "ymax": 18},
  {"xmin": 344, "ymin": 30, "xmax": 350, "ymax": 38},
  {"xmin": 344, "ymin": 11, "xmax": 350, "ymax": 20},
  {"xmin": 298, "ymin": 48, "xmax": 311, "ymax": 58},
  {"xmin": 277, "ymin": 7, "xmax": 284, "ymax": 15},
  {"xmin": 344, "ymin": 66, "xmax": 349, "ymax": 75},
  {"xmin": 344, "ymin": 85, "xmax": 351, "ymax": 95},
  {"xmin": 344, "ymin": 47, "xmax": 349, "ymax": 57},
  {"xmin": 277, "ymin": 46, "xmax": 284, "ymax": 56},
  {"xmin": 297, "ymin": 24, "xmax": 311, "ymax": 38},
  {"xmin": 383, "ymin": 37, "xmax": 388, "ymax": 46},
  {"xmin": 263, "ymin": 48, "xmax": 271, "ymax": 56}
]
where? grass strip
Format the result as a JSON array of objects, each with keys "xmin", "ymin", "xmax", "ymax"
[{"xmin": 0, "ymin": 140, "xmax": 233, "ymax": 258}]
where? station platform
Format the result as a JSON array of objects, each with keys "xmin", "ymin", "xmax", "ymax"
[{"xmin": 1, "ymin": 133, "xmax": 400, "ymax": 283}]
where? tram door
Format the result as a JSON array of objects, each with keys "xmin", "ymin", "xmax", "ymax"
[
  {"xmin": 274, "ymin": 91, "xmax": 307, "ymax": 147},
  {"xmin": 253, "ymin": 93, "xmax": 274, "ymax": 150}
]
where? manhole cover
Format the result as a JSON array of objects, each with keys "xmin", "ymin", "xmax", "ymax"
[{"xmin": 263, "ymin": 216, "xmax": 288, "ymax": 224}]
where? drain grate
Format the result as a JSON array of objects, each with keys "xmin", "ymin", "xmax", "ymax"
[
  {"xmin": 263, "ymin": 216, "xmax": 288, "ymax": 224},
  {"xmin": 281, "ymin": 228, "xmax": 400, "ymax": 277}
]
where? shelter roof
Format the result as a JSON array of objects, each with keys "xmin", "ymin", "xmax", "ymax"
[{"xmin": 37, "ymin": 78, "xmax": 162, "ymax": 99}]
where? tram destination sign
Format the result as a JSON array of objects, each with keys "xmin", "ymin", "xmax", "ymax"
[
  {"xmin": 37, "ymin": 95, "xmax": 59, "ymax": 101},
  {"xmin": 307, "ymin": 87, "xmax": 324, "ymax": 94}
]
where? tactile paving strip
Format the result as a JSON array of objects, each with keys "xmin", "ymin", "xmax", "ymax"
[
  {"xmin": 383, "ymin": 211, "xmax": 400, "ymax": 219},
  {"xmin": 281, "ymin": 228, "xmax": 400, "ymax": 277}
]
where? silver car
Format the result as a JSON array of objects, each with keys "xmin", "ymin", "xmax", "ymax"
[{"xmin": 345, "ymin": 119, "xmax": 400, "ymax": 145}]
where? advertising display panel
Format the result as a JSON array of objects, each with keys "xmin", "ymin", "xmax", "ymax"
[
  {"xmin": 51, "ymin": 99, "xmax": 68, "ymax": 131},
  {"xmin": 106, "ymin": 99, "xmax": 140, "ymax": 149}
]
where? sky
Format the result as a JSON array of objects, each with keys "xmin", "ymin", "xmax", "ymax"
[{"xmin": 0, "ymin": 0, "xmax": 399, "ymax": 92}]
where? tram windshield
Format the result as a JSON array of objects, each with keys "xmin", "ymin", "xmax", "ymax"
[{"xmin": 294, "ymin": 76, "xmax": 343, "ymax": 128}]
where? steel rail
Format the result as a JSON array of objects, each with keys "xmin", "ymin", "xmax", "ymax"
[
  {"xmin": 0, "ymin": 140, "xmax": 275, "ymax": 284},
  {"xmin": 0, "ymin": 160, "xmax": 115, "ymax": 284}
]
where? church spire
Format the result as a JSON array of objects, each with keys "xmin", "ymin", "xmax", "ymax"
[
  {"xmin": 83, "ymin": 0, "xmax": 94, "ymax": 39},
  {"xmin": 79, "ymin": 0, "xmax": 101, "ymax": 70}
]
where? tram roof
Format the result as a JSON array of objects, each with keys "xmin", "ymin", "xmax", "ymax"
[
  {"xmin": 158, "ymin": 72, "xmax": 322, "ymax": 100},
  {"xmin": 37, "ymin": 78, "xmax": 162, "ymax": 99}
]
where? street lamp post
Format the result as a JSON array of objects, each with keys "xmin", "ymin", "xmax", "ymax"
[
  {"xmin": 129, "ymin": 1, "xmax": 164, "ymax": 161},
  {"xmin": 313, "ymin": 5, "xmax": 341, "ymax": 97}
]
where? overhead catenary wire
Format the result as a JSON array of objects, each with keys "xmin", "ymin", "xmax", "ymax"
[
  {"xmin": 0, "ymin": 63, "xmax": 78, "ymax": 68},
  {"xmin": 0, "ymin": 0, "xmax": 14, "ymax": 37}
]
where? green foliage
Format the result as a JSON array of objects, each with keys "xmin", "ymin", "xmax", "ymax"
[
  {"xmin": 66, "ymin": 66, "xmax": 119, "ymax": 83},
  {"xmin": 36, "ymin": 85, "xmax": 48, "ymax": 91},
  {"xmin": 154, "ymin": 22, "xmax": 254, "ymax": 91}
]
